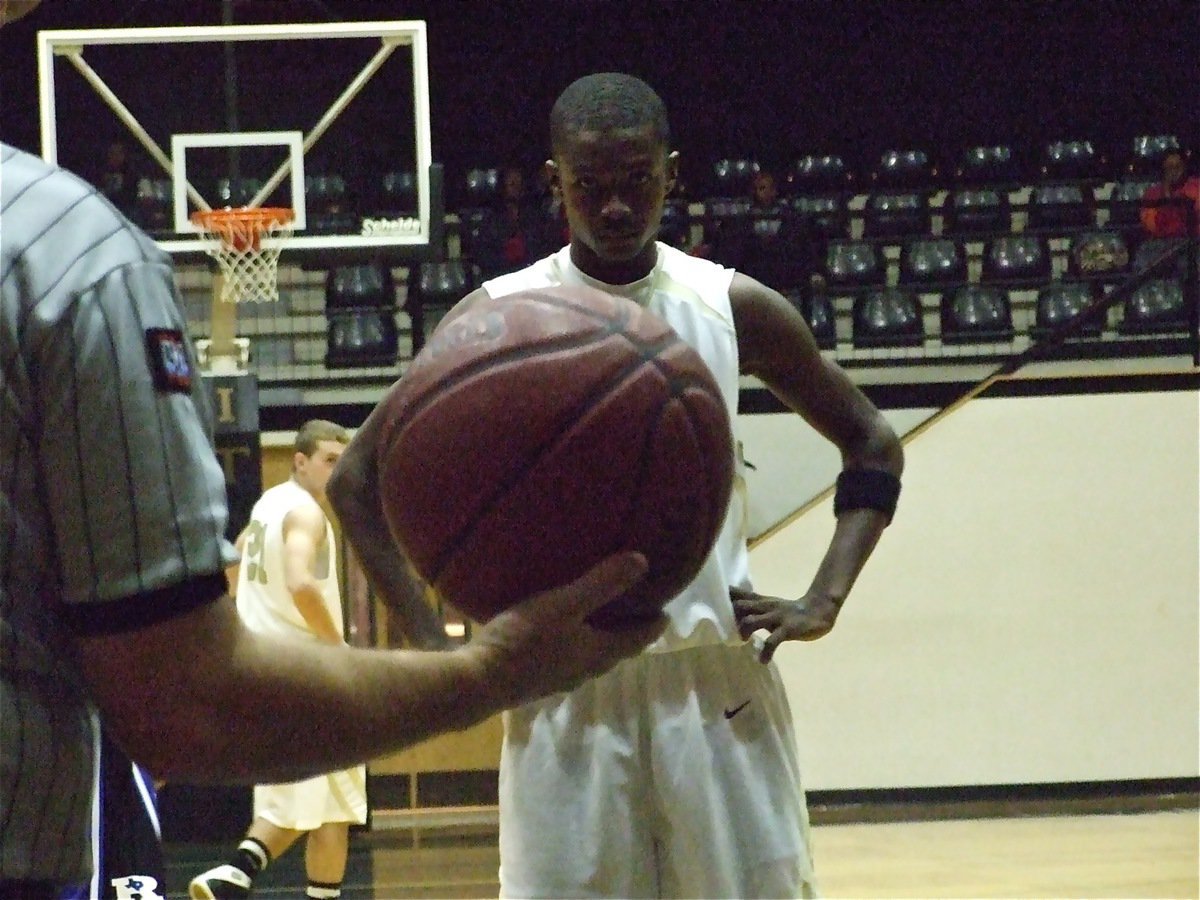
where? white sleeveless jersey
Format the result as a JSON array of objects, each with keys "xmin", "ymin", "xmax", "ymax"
[
  {"xmin": 235, "ymin": 480, "xmax": 343, "ymax": 642},
  {"xmin": 483, "ymin": 243, "xmax": 751, "ymax": 651}
]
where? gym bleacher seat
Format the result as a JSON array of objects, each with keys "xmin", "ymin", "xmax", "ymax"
[
  {"xmin": 376, "ymin": 170, "xmax": 418, "ymax": 217},
  {"xmin": 792, "ymin": 194, "xmax": 847, "ymax": 240},
  {"xmin": 408, "ymin": 259, "xmax": 480, "ymax": 351},
  {"xmin": 852, "ymin": 287, "xmax": 924, "ymax": 347},
  {"xmin": 1124, "ymin": 134, "xmax": 1181, "ymax": 178},
  {"xmin": 1108, "ymin": 179, "xmax": 1156, "ymax": 229},
  {"xmin": 1040, "ymin": 140, "xmax": 1105, "ymax": 182},
  {"xmin": 324, "ymin": 262, "xmax": 399, "ymax": 369},
  {"xmin": 305, "ymin": 173, "xmax": 355, "ymax": 234},
  {"xmin": 899, "ymin": 237, "xmax": 967, "ymax": 288},
  {"xmin": 1067, "ymin": 230, "xmax": 1131, "ymax": 284},
  {"xmin": 944, "ymin": 188, "xmax": 1009, "ymax": 236},
  {"xmin": 788, "ymin": 154, "xmax": 852, "ymax": 195},
  {"xmin": 1032, "ymin": 282, "xmax": 1103, "ymax": 339},
  {"xmin": 956, "ymin": 145, "xmax": 1021, "ymax": 188},
  {"xmin": 1120, "ymin": 278, "xmax": 1188, "ymax": 333},
  {"xmin": 863, "ymin": 191, "xmax": 930, "ymax": 239},
  {"xmin": 941, "ymin": 284, "xmax": 1015, "ymax": 344},
  {"xmin": 872, "ymin": 149, "xmax": 935, "ymax": 191},
  {"xmin": 825, "ymin": 240, "xmax": 885, "ymax": 289},
  {"xmin": 982, "ymin": 234, "xmax": 1052, "ymax": 286},
  {"xmin": 1027, "ymin": 183, "xmax": 1094, "ymax": 232}
]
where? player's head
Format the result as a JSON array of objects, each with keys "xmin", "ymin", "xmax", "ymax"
[
  {"xmin": 293, "ymin": 419, "xmax": 349, "ymax": 499},
  {"xmin": 547, "ymin": 73, "xmax": 678, "ymax": 282}
]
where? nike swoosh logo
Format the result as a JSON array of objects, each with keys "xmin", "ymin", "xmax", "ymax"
[{"xmin": 724, "ymin": 700, "xmax": 751, "ymax": 720}]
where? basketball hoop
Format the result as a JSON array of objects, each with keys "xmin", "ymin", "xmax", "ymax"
[{"xmin": 191, "ymin": 206, "xmax": 294, "ymax": 303}]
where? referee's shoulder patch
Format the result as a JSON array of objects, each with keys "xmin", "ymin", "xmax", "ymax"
[{"xmin": 145, "ymin": 328, "xmax": 193, "ymax": 393}]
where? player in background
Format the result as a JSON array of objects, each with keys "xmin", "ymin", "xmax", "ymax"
[{"xmin": 192, "ymin": 421, "xmax": 360, "ymax": 899}]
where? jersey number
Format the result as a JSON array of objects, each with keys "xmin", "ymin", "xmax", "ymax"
[{"xmin": 242, "ymin": 520, "xmax": 269, "ymax": 585}]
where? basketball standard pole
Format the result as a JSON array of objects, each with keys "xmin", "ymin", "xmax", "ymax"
[{"xmin": 209, "ymin": 0, "xmax": 242, "ymax": 372}]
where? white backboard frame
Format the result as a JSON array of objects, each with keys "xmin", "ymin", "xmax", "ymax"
[
  {"xmin": 171, "ymin": 131, "xmax": 308, "ymax": 238},
  {"xmin": 36, "ymin": 21, "xmax": 434, "ymax": 255}
]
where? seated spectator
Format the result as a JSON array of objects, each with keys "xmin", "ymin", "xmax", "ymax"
[
  {"xmin": 1140, "ymin": 151, "xmax": 1199, "ymax": 238},
  {"xmin": 750, "ymin": 170, "xmax": 787, "ymax": 237},
  {"xmin": 497, "ymin": 165, "xmax": 560, "ymax": 271},
  {"xmin": 97, "ymin": 139, "xmax": 139, "ymax": 219},
  {"xmin": 729, "ymin": 169, "xmax": 827, "ymax": 304}
]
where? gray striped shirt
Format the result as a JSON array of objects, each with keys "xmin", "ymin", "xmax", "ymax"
[{"xmin": 1, "ymin": 143, "xmax": 236, "ymax": 881}]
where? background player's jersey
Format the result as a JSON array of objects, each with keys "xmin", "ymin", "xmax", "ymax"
[
  {"xmin": 0, "ymin": 143, "xmax": 235, "ymax": 881},
  {"xmin": 483, "ymin": 243, "xmax": 751, "ymax": 652},
  {"xmin": 235, "ymin": 480, "xmax": 343, "ymax": 642}
]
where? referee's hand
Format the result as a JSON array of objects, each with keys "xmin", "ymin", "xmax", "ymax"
[{"xmin": 464, "ymin": 552, "xmax": 665, "ymax": 705}]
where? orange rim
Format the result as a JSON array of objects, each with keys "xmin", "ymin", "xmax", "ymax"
[{"xmin": 190, "ymin": 206, "xmax": 294, "ymax": 231}]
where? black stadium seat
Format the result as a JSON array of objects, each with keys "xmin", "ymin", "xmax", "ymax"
[
  {"xmin": 1040, "ymin": 140, "xmax": 1105, "ymax": 182},
  {"xmin": 944, "ymin": 188, "xmax": 1008, "ymax": 235},
  {"xmin": 825, "ymin": 240, "xmax": 885, "ymax": 288},
  {"xmin": 324, "ymin": 263, "xmax": 399, "ymax": 369},
  {"xmin": 1033, "ymin": 282, "xmax": 1103, "ymax": 339},
  {"xmin": 956, "ymin": 145, "xmax": 1020, "ymax": 187},
  {"xmin": 792, "ymin": 194, "xmax": 847, "ymax": 240},
  {"xmin": 872, "ymin": 149, "xmax": 934, "ymax": 190},
  {"xmin": 1027, "ymin": 183, "xmax": 1093, "ymax": 231},
  {"xmin": 942, "ymin": 285, "xmax": 1014, "ymax": 343},
  {"xmin": 788, "ymin": 154, "xmax": 851, "ymax": 194},
  {"xmin": 982, "ymin": 234, "xmax": 1052, "ymax": 285},
  {"xmin": 864, "ymin": 191, "xmax": 930, "ymax": 239},
  {"xmin": 408, "ymin": 259, "xmax": 481, "ymax": 350},
  {"xmin": 853, "ymin": 288, "xmax": 924, "ymax": 347},
  {"xmin": 1108, "ymin": 180, "xmax": 1156, "ymax": 228},
  {"xmin": 1125, "ymin": 134, "xmax": 1181, "ymax": 178},
  {"xmin": 713, "ymin": 157, "xmax": 759, "ymax": 197},
  {"xmin": 899, "ymin": 238, "xmax": 966, "ymax": 287},
  {"xmin": 1120, "ymin": 279, "xmax": 1188, "ymax": 333},
  {"xmin": 1067, "ymin": 230, "xmax": 1130, "ymax": 282}
]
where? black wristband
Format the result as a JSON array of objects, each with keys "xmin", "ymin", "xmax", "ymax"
[{"xmin": 833, "ymin": 469, "xmax": 901, "ymax": 523}]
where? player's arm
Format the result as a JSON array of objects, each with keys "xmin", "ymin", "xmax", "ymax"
[
  {"xmin": 728, "ymin": 273, "xmax": 903, "ymax": 660},
  {"xmin": 326, "ymin": 400, "xmax": 452, "ymax": 650},
  {"xmin": 325, "ymin": 288, "xmax": 495, "ymax": 650},
  {"xmin": 281, "ymin": 503, "xmax": 343, "ymax": 643},
  {"xmin": 73, "ymin": 553, "xmax": 660, "ymax": 783}
]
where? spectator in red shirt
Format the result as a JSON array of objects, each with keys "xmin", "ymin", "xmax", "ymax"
[{"xmin": 1140, "ymin": 151, "xmax": 1200, "ymax": 238}]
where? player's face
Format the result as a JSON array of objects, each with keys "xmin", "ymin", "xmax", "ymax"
[
  {"xmin": 549, "ymin": 125, "xmax": 678, "ymax": 283},
  {"xmin": 295, "ymin": 439, "xmax": 346, "ymax": 500}
]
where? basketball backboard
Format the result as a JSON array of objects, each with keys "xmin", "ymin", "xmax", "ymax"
[{"xmin": 36, "ymin": 21, "xmax": 439, "ymax": 262}]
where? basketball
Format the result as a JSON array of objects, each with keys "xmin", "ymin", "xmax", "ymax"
[{"xmin": 376, "ymin": 283, "xmax": 734, "ymax": 628}]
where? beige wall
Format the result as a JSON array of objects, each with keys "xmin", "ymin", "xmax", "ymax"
[
  {"xmin": 261, "ymin": 386, "xmax": 1200, "ymax": 789},
  {"xmin": 752, "ymin": 387, "xmax": 1200, "ymax": 790}
]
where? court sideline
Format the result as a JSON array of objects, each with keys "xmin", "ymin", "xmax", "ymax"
[{"xmin": 164, "ymin": 807, "xmax": 1199, "ymax": 899}]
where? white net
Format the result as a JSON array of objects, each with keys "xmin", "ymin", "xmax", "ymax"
[{"xmin": 192, "ymin": 208, "xmax": 295, "ymax": 303}]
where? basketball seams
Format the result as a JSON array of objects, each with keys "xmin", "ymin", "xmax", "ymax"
[
  {"xmin": 422, "ymin": 348, "xmax": 666, "ymax": 586},
  {"xmin": 379, "ymin": 291, "xmax": 678, "ymax": 450}
]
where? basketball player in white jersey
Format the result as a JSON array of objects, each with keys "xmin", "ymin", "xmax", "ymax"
[
  {"xmin": 335, "ymin": 73, "xmax": 904, "ymax": 898},
  {"xmin": 192, "ymin": 420, "xmax": 361, "ymax": 899},
  {"xmin": 2, "ymin": 7, "xmax": 667, "ymax": 891}
]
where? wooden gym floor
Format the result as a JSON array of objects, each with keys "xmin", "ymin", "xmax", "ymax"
[{"xmin": 163, "ymin": 807, "xmax": 1198, "ymax": 899}]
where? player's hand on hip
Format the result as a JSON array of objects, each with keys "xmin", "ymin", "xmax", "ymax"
[
  {"xmin": 731, "ymin": 586, "xmax": 841, "ymax": 663},
  {"xmin": 468, "ymin": 552, "xmax": 664, "ymax": 705}
]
